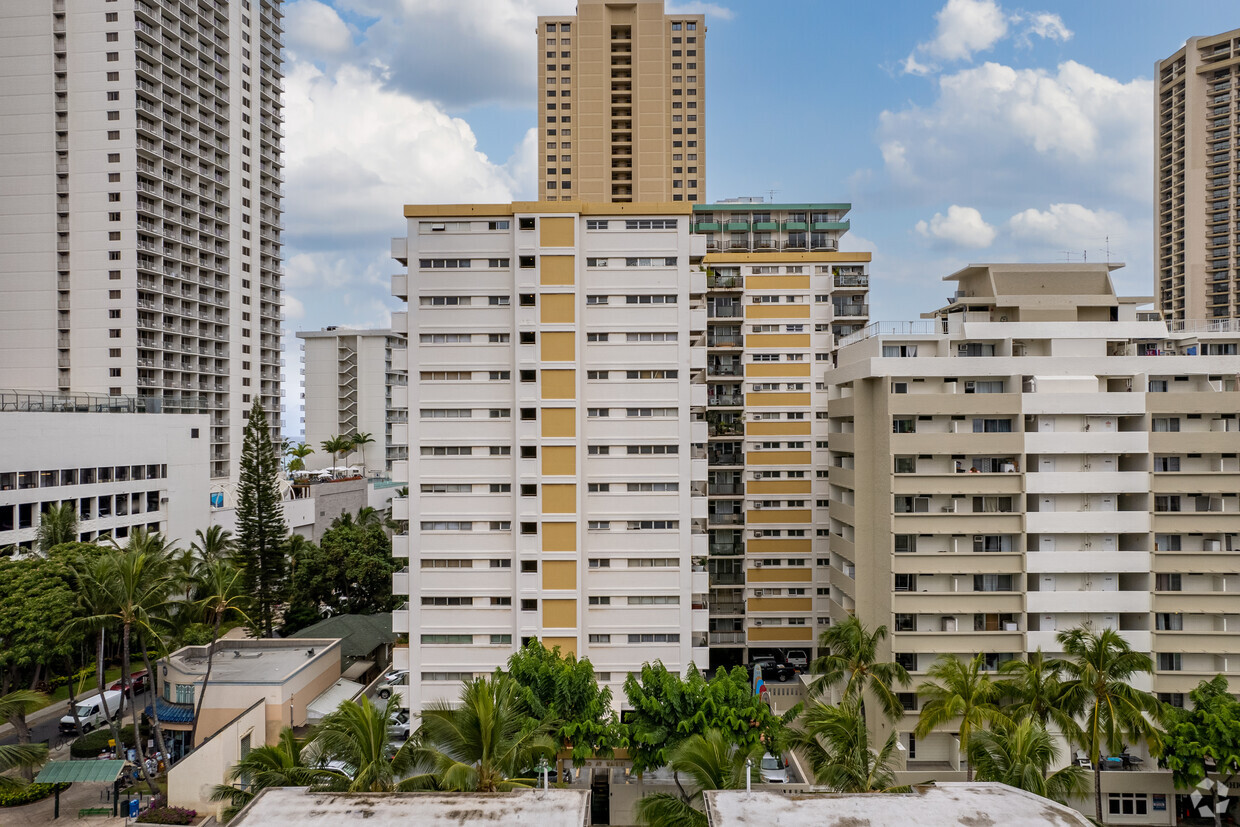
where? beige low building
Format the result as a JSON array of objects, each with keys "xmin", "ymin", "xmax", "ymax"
[{"xmin": 231, "ymin": 789, "xmax": 592, "ymax": 827}]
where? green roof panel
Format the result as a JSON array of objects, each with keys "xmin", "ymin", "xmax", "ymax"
[{"xmin": 35, "ymin": 760, "xmax": 128, "ymax": 784}]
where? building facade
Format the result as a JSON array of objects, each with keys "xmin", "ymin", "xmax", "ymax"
[
  {"xmin": 0, "ymin": 0, "xmax": 285, "ymax": 482},
  {"xmin": 1156, "ymin": 27, "xmax": 1240, "ymax": 322},
  {"xmin": 388, "ymin": 202, "xmax": 710, "ymax": 709},
  {"xmin": 692, "ymin": 201, "xmax": 870, "ymax": 667},
  {"xmin": 297, "ymin": 327, "xmax": 407, "ymax": 474},
  {"xmin": 824, "ymin": 263, "xmax": 1240, "ymax": 765},
  {"xmin": 537, "ymin": 0, "xmax": 705, "ymax": 204},
  {"xmin": 0, "ymin": 390, "xmax": 209, "ymax": 552}
]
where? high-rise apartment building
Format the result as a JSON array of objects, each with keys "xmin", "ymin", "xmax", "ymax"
[
  {"xmin": 692, "ymin": 201, "xmax": 870, "ymax": 667},
  {"xmin": 825, "ymin": 263, "xmax": 1240, "ymax": 765},
  {"xmin": 537, "ymin": 0, "xmax": 705, "ymax": 204},
  {"xmin": 1156, "ymin": 27, "xmax": 1240, "ymax": 322},
  {"xmin": 297, "ymin": 327, "xmax": 407, "ymax": 474},
  {"xmin": 0, "ymin": 0, "xmax": 285, "ymax": 481},
  {"xmin": 387, "ymin": 203, "xmax": 710, "ymax": 709}
]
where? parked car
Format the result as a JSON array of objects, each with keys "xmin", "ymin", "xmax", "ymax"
[
  {"xmin": 377, "ymin": 670, "xmax": 408, "ymax": 700},
  {"xmin": 388, "ymin": 710, "xmax": 411, "ymax": 742},
  {"xmin": 60, "ymin": 689, "xmax": 125, "ymax": 734},
  {"xmin": 759, "ymin": 752, "xmax": 789, "ymax": 783},
  {"xmin": 784, "ymin": 650, "xmax": 808, "ymax": 671},
  {"xmin": 110, "ymin": 670, "xmax": 149, "ymax": 696},
  {"xmin": 747, "ymin": 656, "xmax": 793, "ymax": 683}
]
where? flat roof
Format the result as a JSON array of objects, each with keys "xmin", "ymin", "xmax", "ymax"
[
  {"xmin": 297, "ymin": 328, "xmax": 393, "ymax": 339},
  {"xmin": 403, "ymin": 201, "xmax": 692, "ymax": 217},
  {"xmin": 693, "ymin": 202, "xmax": 851, "ymax": 211},
  {"xmin": 231, "ymin": 788, "xmax": 590, "ymax": 827},
  {"xmin": 704, "ymin": 784, "xmax": 1092, "ymax": 827},
  {"xmin": 169, "ymin": 639, "xmax": 339, "ymax": 684}
]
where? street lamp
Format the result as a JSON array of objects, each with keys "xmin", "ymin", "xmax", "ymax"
[
  {"xmin": 536, "ymin": 756, "xmax": 550, "ymax": 791},
  {"xmin": 745, "ymin": 756, "xmax": 752, "ymax": 792}
]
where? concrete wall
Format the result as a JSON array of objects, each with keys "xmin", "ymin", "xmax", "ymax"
[{"xmin": 168, "ymin": 700, "xmax": 266, "ymax": 817}]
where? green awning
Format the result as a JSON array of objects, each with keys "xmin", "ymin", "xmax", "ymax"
[{"xmin": 35, "ymin": 760, "xmax": 128, "ymax": 784}]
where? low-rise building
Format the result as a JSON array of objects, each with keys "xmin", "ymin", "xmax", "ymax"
[{"xmin": 231, "ymin": 788, "xmax": 591, "ymax": 827}]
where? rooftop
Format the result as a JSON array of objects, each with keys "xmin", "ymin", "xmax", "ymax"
[
  {"xmin": 231, "ymin": 788, "xmax": 591, "ymax": 827},
  {"xmin": 704, "ymin": 784, "xmax": 1092, "ymax": 827},
  {"xmin": 296, "ymin": 327, "xmax": 393, "ymax": 340},
  {"xmin": 0, "ymin": 389, "xmax": 164, "ymax": 414},
  {"xmin": 290, "ymin": 613, "xmax": 394, "ymax": 661},
  {"xmin": 168, "ymin": 639, "xmax": 340, "ymax": 685}
]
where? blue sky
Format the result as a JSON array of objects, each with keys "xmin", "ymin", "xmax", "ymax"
[{"xmin": 277, "ymin": 0, "xmax": 1238, "ymax": 431}]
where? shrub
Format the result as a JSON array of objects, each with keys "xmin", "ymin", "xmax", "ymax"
[
  {"xmin": 0, "ymin": 783, "xmax": 70, "ymax": 807},
  {"xmin": 136, "ymin": 805, "xmax": 197, "ymax": 824},
  {"xmin": 70, "ymin": 722, "xmax": 150, "ymax": 758}
]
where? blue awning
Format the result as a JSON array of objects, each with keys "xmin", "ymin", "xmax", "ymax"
[{"xmin": 145, "ymin": 701, "xmax": 194, "ymax": 723}]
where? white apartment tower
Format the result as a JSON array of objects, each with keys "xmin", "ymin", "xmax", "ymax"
[
  {"xmin": 825, "ymin": 263, "xmax": 1240, "ymax": 766},
  {"xmin": 387, "ymin": 203, "xmax": 710, "ymax": 709},
  {"xmin": 0, "ymin": 0, "xmax": 285, "ymax": 481},
  {"xmin": 297, "ymin": 327, "xmax": 407, "ymax": 474}
]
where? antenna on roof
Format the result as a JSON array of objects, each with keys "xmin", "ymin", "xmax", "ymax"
[
  {"xmin": 767, "ymin": 189, "xmax": 779, "ymax": 203},
  {"xmin": 1105, "ymin": 235, "xmax": 1111, "ymax": 262}
]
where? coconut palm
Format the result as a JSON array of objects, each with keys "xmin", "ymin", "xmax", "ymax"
[
  {"xmin": 0, "ymin": 691, "xmax": 49, "ymax": 786},
  {"xmin": 808, "ymin": 616, "xmax": 909, "ymax": 722},
  {"xmin": 349, "ymin": 432, "xmax": 375, "ymax": 476},
  {"xmin": 968, "ymin": 717, "xmax": 1089, "ymax": 804},
  {"xmin": 307, "ymin": 695, "xmax": 425, "ymax": 793},
  {"xmin": 996, "ymin": 648, "xmax": 1081, "ymax": 741},
  {"xmin": 415, "ymin": 674, "xmax": 557, "ymax": 792},
  {"xmin": 793, "ymin": 699, "xmax": 907, "ymax": 793},
  {"xmin": 914, "ymin": 653, "xmax": 1004, "ymax": 781},
  {"xmin": 1057, "ymin": 626, "xmax": 1165, "ymax": 822},
  {"xmin": 287, "ymin": 442, "xmax": 315, "ymax": 473},
  {"xmin": 210, "ymin": 727, "xmax": 342, "ymax": 823},
  {"xmin": 190, "ymin": 526, "xmax": 235, "ymax": 565},
  {"xmin": 67, "ymin": 552, "xmax": 127, "ymax": 760},
  {"xmin": 320, "ymin": 435, "xmax": 351, "ymax": 473},
  {"xmin": 189, "ymin": 559, "xmax": 252, "ymax": 746},
  {"xmin": 36, "ymin": 503, "xmax": 79, "ymax": 554},
  {"xmin": 634, "ymin": 729, "xmax": 757, "ymax": 827}
]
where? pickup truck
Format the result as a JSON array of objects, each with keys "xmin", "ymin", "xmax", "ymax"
[{"xmin": 746, "ymin": 657, "xmax": 794, "ymax": 683}]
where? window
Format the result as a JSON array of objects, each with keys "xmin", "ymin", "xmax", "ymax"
[
  {"xmin": 895, "ymin": 614, "xmax": 915, "ymax": 632},
  {"xmin": 589, "ymin": 596, "xmax": 611, "ymax": 605},
  {"xmin": 521, "ymin": 599, "xmax": 538, "ymax": 611},
  {"xmin": 972, "ymin": 418, "xmax": 1012, "ymax": 433},
  {"xmin": 588, "ymin": 634, "xmax": 610, "ymax": 643},
  {"xmin": 1108, "ymin": 793, "xmax": 1148, "ymax": 817},
  {"xmin": 520, "ymin": 560, "xmax": 538, "ymax": 573},
  {"xmin": 422, "ymin": 596, "xmax": 473, "ymax": 606},
  {"xmin": 519, "ymin": 217, "xmax": 536, "ymax": 230},
  {"xmin": 624, "ymin": 295, "xmax": 677, "ymax": 304},
  {"xmin": 489, "ymin": 295, "xmax": 510, "ymax": 306},
  {"xmin": 421, "ymin": 634, "xmax": 472, "ymax": 644},
  {"xmin": 588, "ymin": 558, "xmax": 610, "ymax": 568},
  {"xmin": 973, "ymin": 574, "xmax": 1013, "ymax": 592},
  {"xmin": 1153, "ymin": 417, "xmax": 1181, "ymax": 432},
  {"xmin": 586, "ymin": 219, "xmax": 608, "ymax": 230},
  {"xmin": 587, "ymin": 295, "xmax": 609, "ymax": 305},
  {"xmin": 1155, "ymin": 573, "xmax": 1182, "ymax": 591},
  {"xmin": 624, "ymin": 219, "xmax": 678, "ymax": 230},
  {"xmin": 894, "ymin": 535, "xmax": 916, "ymax": 554},
  {"xmin": 627, "ymin": 633, "xmax": 679, "ymax": 643},
  {"xmin": 892, "ymin": 418, "xmax": 915, "ymax": 434},
  {"xmin": 1154, "ymin": 455, "xmax": 1181, "ymax": 471}
]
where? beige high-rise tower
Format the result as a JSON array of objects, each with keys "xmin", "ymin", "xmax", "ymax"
[
  {"xmin": 537, "ymin": 0, "xmax": 705, "ymax": 203},
  {"xmin": 1156, "ymin": 28, "xmax": 1240, "ymax": 322}
]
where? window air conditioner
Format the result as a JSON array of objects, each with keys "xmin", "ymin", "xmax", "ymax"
[
  {"xmin": 754, "ymin": 619, "xmax": 763, "ymax": 626},
  {"xmin": 754, "ymin": 560, "xmax": 763, "ymax": 567}
]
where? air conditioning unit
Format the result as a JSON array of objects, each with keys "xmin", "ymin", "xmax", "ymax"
[
  {"xmin": 754, "ymin": 620, "xmax": 763, "ymax": 627},
  {"xmin": 753, "ymin": 502, "xmax": 764, "ymax": 509},
  {"xmin": 754, "ymin": 560, "xmax": 763, "ymax": 568}
]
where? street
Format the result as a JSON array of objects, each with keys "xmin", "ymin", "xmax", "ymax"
[{"xmin": 0, "ymin": 690, "xmax": 153, "ymax": 749}]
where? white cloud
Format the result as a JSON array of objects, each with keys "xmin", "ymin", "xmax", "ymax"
[
  {"xmin": 1022, "ymin": 12, "xmax": 1072, "ymax": 43},
  {"xmin": 665, "ymin": 1, "xmax": 734, "ymax": 20},
  {"xmin": 922, "ymin": 0, "xmax": 1008, "ymax": 61},
  {"xmin": 916, "ymin": 205, "xmax": 997, "ymax": 248},
  {"xmin": 284, "ymin": 0, "xmax": 354, "ymax": 57},
  {"xmin": 284, "ymin": 294, "xmax": 306, "ymax": 320},
  {"xmin": 1008, "ymin": 203, "xmax": 1128, "ymax": 251}
]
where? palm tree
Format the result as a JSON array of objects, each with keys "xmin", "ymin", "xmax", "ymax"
[
  {"xmin": 189, "ymin": 559, "xmax": 252, "ymax": 746},
  {"xmin": 415, "ymin": 674, "xmax": 557, "ymax": 792},
  {"xmin": 968, "ymin": 717, "xmax": 1089, "ymax": 805},
  {"xmin": 0, "ymin": 691, "xmax": 49, "ymax": 786},
  {"xmin": 793, "ymin": 699, "xmax": 907, "ymax": 793},
  {"xmin": 349, "ymin": 432, "xmax": 375, "ymax": 476},
  {"xmin": 210, "ymin": 727, "xmax": 339, "ymax": 823},
  {"xmin": 307, "ymin": 695, "xmax": 425, "ymax": 793},
  {"xmin": 191, "ymin": 526, "xmax": 235, "ymax": 565},
  {"xmin": 635, "ymin": 729, "xmax": 756, "ymax": 827},
  {"xmin": 996, "ymin": 649, "xmax": 1080, "ymax": 741},
  {"xmin": 354, "ymin": 506, "xmax": 383, "ymax": 528},
  {"xmin": 36, "ymin": 503, "xmax": 79, "ymax": 554},
  {"xmin": 67, "ymin": 552, "xmax": 127, "ymax": 759},
  {"xmin": 808, "ymin": 616, "xmax": 909, "ymax": 722},
  {"xmin": 914, "ymin": 653, "xmax": 1004, "ymax": 781},
  {"xmin": 1057, "ymin": 626, "xmax": 1165, "ymax": 822},
  {"xmin": 320, "ymin": 435, "xmax": 350, "ymax": 473},
  {"xmin": 287, "ymin": 442, "xmax": 315, "ymax": 473}
]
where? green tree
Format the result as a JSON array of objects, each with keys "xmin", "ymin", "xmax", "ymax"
[
  {"xmin": 623, "ymin": 661, "xmax": 795, "ymax": 777},
  {"xmin": 915, "ymin": 653, "xmax": 1004, "ymax": 781},
  {"xmin": 1162, "ymin": 676, "xmax": 1240, "ymax": 827},
  {"xmin": 66, "ymin": 552, "xmax": 127, "ymax": 758},
  {"xmin": 0, "ymin": 555, "xmax": 78, "ymax": 697},
  {"xmin": 505, "ymin": 639, "xmax": 622, "ymax": 766},
  {"xmin": 189, "ymin": 559, "xmax": 251, "ymax": 746},
  {"xmin": 808, "ymin": 616, "xmax": 909, "ymax": 722},
  {"xmin": 191, "ymin": 526, "xmax": 235, "ymax": 565},
  {"xmin": 284, "ymin": 513, "xmax": 396, "ymax": 627},
  {"xmin": 349, "ymin": 432, "xmax": 375, "ymax": 475},
  {"xmin": 36, "ymin": 503, "xmax": 79, "ymax": 554},
  {"xmin": 634, "ymin": 729, "xmax": 757, "ymax": 827},
  {"xmin": 320, "ymin": 435, "xmax": 351, "ymax": 472},
  {"xmin": 1058, "ymin": 626, "xmax": 1165, "ymax": 823},
  {"xmin": 968, "ymin": 717, "xmax": 1089, "ymax": 804},
  {"xmin": 794, "ymin": 699, "xmax": 907, "ymax": 793},
  {"xmin": 287, "ymin": 442, "xmax": 315, "ymax": 473},
  {"xmin": 235, "ymin": 399, "xmax": 288, "ymax": 637},
  {"xmin": 0, "ymin": 691, "xmax": 49, "ymax": 786},
  {"xmin": 997, "ymin": 649, "xmax": 1080, "ymax": 741},
  {"xmin": 210, "ymin": 727, "xmax": 338, "ymax": 823},
  {"xmin": 415, "ymin": 674, "xmax": 556, "ymax": 792},
  {"xmin": 308, "ymin": 694, "xmax": 423, "ymax": 792}
]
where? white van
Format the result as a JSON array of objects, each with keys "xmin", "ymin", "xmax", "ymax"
[{"xmin": 60, "ymin": 690, "xmax": 125, "ymax": 734}]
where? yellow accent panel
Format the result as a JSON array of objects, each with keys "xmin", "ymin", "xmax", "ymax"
[
  {"xmin": 543, "ymin": 484, "xmax": 577, "ymax": 514},
  {"xmin": 541, "ymin": 331, "xmax": 575, "ymax": 362},
  {"xmin": 747, "ymin": 450, "xmax": 812, "ymax": 465},
  {"xmin": 748, "ymin": 597, "xmax": 813, "ymax": 612},
  {"xmin": 703, "ymin": 251, "xmax": 872, "ymax": 264},
  {"xmin": 542, "ymin": 369, "xmax": 576, "ymax": 399},
  {"xmin": 747, "ymin": 509, "xmax": 812, "ymax": 524},
  {"xmin": 744, "ymin": 364, "xmax": 812, "ymax": 378},
  {"xmin": 542, "ymin": 636, "xmax": 577, "ymax": 657},
  {"xmin": 746, "ymin": 334, "xmax": 812, "ymax": 348},
  {"xmin": 745, "ymin": 276, "xmax": 810, "ymax": 289},
  {"xmin": 540, "ymin": 255, "xmax": 575, "ymax": 286},
  {"xmin": 542, "ymin": 446, "xmax": 576, "ymax": 476},
  {"xmin": 541, "ymin": 408, "xmax": 576, "ymax": 438},
  {"xmin": 748, "ymin": 626, "xmax": 814, "ymax": 642},
  {"xmin": 747, "ymin": 538, "xmax": 812, "ymax": 554},
  {"xmin": 543, "ymin": 599, "xmax": 577, "ymax": 628},
  {"xmin": 748, "ymin": 567, "xmax": 813, "ymax": 583},
  {"xmin": 542, "ymin": 521, "xmax": 577, "ymax": 552},
  {"xmin": 541, "ymin": 294, "xmax": 575, "ymax": 324},
  {"xmin": 746, "ymin": 304, "xmax": 811, "ymax": 319},
  {"xmin": 748, "ymin": 479, "xmax": 813, "ymax": 495},
  {"xmin": 746, "ymin": 422, "xmax": 812, "ymax": 436},
  {"xmin": 540, "ymin": 219, "xmax": 575, "ymax": 248},
  {"xmin": 542, "ymin": 560, "xmax": 577, "ymax": 591},
  {"xmin": 747, "ymin": 392, "xmax": 812, "ymax": 407}
]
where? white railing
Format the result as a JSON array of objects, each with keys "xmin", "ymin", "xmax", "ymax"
[{"xmin": 839, "ymin": 320, "xmax": 938, "ymax": 347}]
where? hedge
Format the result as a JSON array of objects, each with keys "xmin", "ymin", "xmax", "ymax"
[
  {"xmin": 0, "ymin": 783, "xmax": 71, "ymax": 807},
  {"xmin": 70, "ymin": 723, "xmax": 151, "ymax": 758}
]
